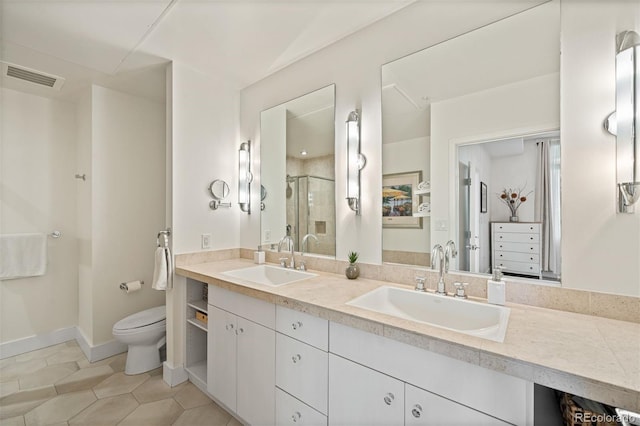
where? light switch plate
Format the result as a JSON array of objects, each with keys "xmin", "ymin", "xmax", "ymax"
[{"xmin": 201, "ymin": 234, "xmax": 212, "ymax": 249}]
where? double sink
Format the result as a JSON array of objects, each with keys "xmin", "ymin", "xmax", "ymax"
[{"xmin": 222, "ymin": 264, "xmax": 510, "ymax": 343}]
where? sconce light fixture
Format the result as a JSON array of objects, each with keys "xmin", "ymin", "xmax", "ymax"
[
  {"xmin": 238, "ymin": 141, "xmax": 252, "ymax": 213},
  {"xmin": 604, "ymin": 30, "xmax": 640, "ymax": 213},
  {"xmin": 346, "ymin": 110, "xmax": 367, "ymax": 215}
]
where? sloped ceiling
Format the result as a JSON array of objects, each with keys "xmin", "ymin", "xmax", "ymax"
[{"xmin": 0, "ymin": 0, "xmax": 412, "ymax": 100}]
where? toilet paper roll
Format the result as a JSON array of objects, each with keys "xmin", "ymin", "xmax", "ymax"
[{"xmin": 125, "ymin": 280, "xmax": 142, "ymax": 293}]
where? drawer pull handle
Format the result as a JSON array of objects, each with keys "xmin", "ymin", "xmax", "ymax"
[
  {"xmin": 291, "ymin": 321, "xmax": 303, "ymax": 330},
  {"xmin": 383, "ymin": 392, "xmax": 395, "ymax": 405},
  {"xmin": 291, "ymin": 411, "xmax": 301, "ymax": 423},
  {"xmin": 411, "ymin": 404, "xmax": 423, "ymax": 418},
  {"xmin": 292, "ymin": 354, "xmax": 302, "ymax": 363}
]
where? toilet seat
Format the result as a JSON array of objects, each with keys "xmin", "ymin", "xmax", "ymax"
[{"xmin": 113, "ymin": 306, "xmax": 166, "ymax": 331}]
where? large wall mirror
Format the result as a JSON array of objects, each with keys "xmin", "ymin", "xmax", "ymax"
[
  {"xmin": 260, "ymin": 84, "xmax": 336, "ymax": 257},
  {"xmin": 381, "ymin": 1, "xmax": 561, "ymax": 283}
]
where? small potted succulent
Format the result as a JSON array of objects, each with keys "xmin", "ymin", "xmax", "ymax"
[{"xmin": 345, "ymin": 251, "xmax": 360, "ymax": 279}]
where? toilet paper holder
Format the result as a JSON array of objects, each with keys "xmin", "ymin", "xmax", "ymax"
[{"xmin": 120, "ymin": 281, "xmax": 145, "ymax": 291}]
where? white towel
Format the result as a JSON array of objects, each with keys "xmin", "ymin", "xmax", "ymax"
[
  {"xmin": 0, "ymin": 233, "xmax": 47, "ymax": 280},
  {"xmin": 152, "ymin": 246, "xmax": 172, "ymax": 290}
]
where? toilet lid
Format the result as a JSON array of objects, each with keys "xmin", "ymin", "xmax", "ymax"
[{"xmin": 114, "ymin": 306, "xmax": 166, "ymax": 331}]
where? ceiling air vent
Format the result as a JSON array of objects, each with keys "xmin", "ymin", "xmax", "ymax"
[{"xmin": 1, "ymin": 62, "xmax": 65, "ymax": 90}]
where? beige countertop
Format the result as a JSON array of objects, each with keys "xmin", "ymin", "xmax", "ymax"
[{"xmin": 176, "ymin": 259, "xmax": 640, "ymax": 411}]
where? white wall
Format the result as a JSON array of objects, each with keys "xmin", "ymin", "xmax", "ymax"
[
  {"xmin": 74, "ymin": 85, "xmax": 167, "ymax": 346},
  {"xmin": 239, "ymin": 1, "xmax": 640, "ymax": 297},
  {"xmin": 240, "ymin": 1, "xmax": 539, "ymax": 263},
  {"xmin": 561, "ymin": 0, "xmax": 640, "ymax": 296},
  {"xmin": 0, "ymin": 88, "xmax": 78, "ymax": 344},
  {"xmin": 382, "ymin": 137, "xmax": 430, "ymax": 254},
  {"xmin": 166, "ymin": 62, "xmax": 241, "ymax": 370}
]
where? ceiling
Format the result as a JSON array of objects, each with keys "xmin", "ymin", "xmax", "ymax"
[{"xmin": 0, "ymin": 0, "xmax": 412, "ymax": 102}]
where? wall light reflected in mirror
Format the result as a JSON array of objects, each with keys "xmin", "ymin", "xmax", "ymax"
[
  {"xmin": 346, "ymin": 110, "xmax": 366, "ymax": 215},
  {"xmin": 238, "ymin": 140, "xmax": 252, "ymax": 213},
  {"xmin": 604, "ymin": 30, "xmax": 640, "ymax": 213}
]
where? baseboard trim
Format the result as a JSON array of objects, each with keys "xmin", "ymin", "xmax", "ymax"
[
  {"xmin": 75, "ymin": 328, "xmax": 127, "ymax": 363},
  {"xmin": 163, "ymin": 361, "xmax": 188, "ymax": 387},
  {"xmin": 0, "ymin": 326, "xmax": 77, "ymax": 359}
]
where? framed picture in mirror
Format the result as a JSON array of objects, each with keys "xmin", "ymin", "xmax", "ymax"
[
  {"xmin": 382, "ymin": 171, "xmax": 422, "ymax": 228},
  {"xmin": 481, "ymin": 182, "xmax": 487, "ymax": 213}
]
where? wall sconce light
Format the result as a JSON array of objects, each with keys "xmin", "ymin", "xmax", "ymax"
[
  {"xmin": 346, "ymin": 110, "xmax": 367, "ymax": 215},
  {"xmin": 238, "ymin": 141, "xmax": 252, "ymax": 214},
  {"xmin": 605, "ymin": 30, "xmax": 640, "ymax": 213}
]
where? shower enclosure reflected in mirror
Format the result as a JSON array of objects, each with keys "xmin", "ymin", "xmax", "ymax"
[
  {"xmin": 381, "ymin": 1, "xmax": 561, "ymax": 282},
  {"xmin": 260, "ymin": 84, "xmax": 336, "ymax": 257}
]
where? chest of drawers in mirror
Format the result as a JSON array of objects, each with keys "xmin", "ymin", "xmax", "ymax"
[{"xmin": 491, "ymin": 222, "xmax": 542, "ymax": 278}]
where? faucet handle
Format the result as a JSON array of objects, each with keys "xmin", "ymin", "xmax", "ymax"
[
  {"xmin": 279, "ymin": 258, "xmax": 289, "ymax": 268},
  {"xmin": 414, "ymin": 276, "xmax": 427, "ymax": 292},
  {"xmin": 453, "ymin": 282, "xmax": 468, "ymax": 299}
]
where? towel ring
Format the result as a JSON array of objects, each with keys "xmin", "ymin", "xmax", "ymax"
[{"xmin": 157, "ymin": 229, "xmax": 171, "ymax": 248}]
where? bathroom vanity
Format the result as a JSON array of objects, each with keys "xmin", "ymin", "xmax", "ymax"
[{"xmin": 177, "ymin": 259, "xmax": 640, "ymax": 425}]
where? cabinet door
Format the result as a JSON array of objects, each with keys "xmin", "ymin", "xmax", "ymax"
[
  {"xmin": 328, "ymin": 354, "xmax": 404, "ymax": 426},
  {"xmin": 237, "ymin": 317, "xmax": 276, "ymax": 426},
  {"xmin": 207, "ymin": 305, "xmax": 237, "ymax": 412},
  {"xmin": 276, "ymin": 388, "xmax": 327, "ymax": 426},
  {"xmin": 405, "ymin": 384, "xmax": 509, "ymax": 426}
]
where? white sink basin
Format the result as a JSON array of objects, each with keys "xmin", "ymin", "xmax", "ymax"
[
  {"xmin": 347, "ymin": 286, "xmax": 510, "ymax": 342},
  {"xmin": 222, "ymin": 265, "xmax": 317, "ymax": 287}
]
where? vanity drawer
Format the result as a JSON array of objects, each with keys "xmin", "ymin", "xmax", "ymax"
[
  {"xmin": 208, "ymin": 285, "xmax": 275, "ymax": 329},
  {"xmin": 494, "ymin": 251, "xmax": 540, "ymax": 263},
  {"xmin": 494, "ymin": 232, "xmax": 538, "ymax": 244},
  {"xmin": 493, "ymin": 223, "xmax": 540, "ymax": 233},
  {"xmin": 276, "ymin": 305, "xmax": 328, "ymax": 351},
  {"xmin": 276, "ymin": 333, "xmax": 328, "ymax": 414},
  {"xmin": 494, "ymin": 259, "xmax": 541, "ymax": 275},
  {"xmin": 494, "ymin": 241, "xmax": 539, "ymax": 254},
  {"xmin": 276, "ymin": 387, "xmax": 327, "ymax": 426}
]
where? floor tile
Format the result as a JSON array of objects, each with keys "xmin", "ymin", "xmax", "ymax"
[
  {"xmin": 0, "ymin": 381, "xmax": 20, "ymax": 398},
  {"xmin": 45, "ymin": 347, "xmax": 85, "ymax": 366},
  {"xmin": 92, "ymin": 372, "xmax": 149, "ymax": 399},
  {"xmin": 0, "ymin": 386, "xmax": 57, "ymax": 420},
  {"xmin": 76, "ymin": 353, "xmax": 125, "ymax": 370},
  {"xmin": 24, "ymin": 390, "xmax": 96, "ymax": 426},
  {"xmin": 55, "ymin": 365, "xmax": 114, "ymax": 395},
  {"xmin": 132, "ymin": 375, "xmax": 185, "ymax": 404},
  {"xmin": 119, "ymin": 398, "xmax": 183, "ymax": 426},
  {"xmin": 68, "ymin": 394, "xmax": 138, "ymax": 425},
  {"xmin": 173, "ymin": 382, "xmax": 211, "ymax": 410},
  {"xmin": 172, "ymin": 403, "xmax": 230, "ymax": 426},
  {"xmin": 0, "ymin": 359, "xmax": 48, "ymax": 383},
  {"xmin": 2, "ymin": 416, "xmax": 25, "ymax": 426},
  {"xmin": 15, "ymin": 344, "xmax": 67, "ymax": 363},
  {"xmin": 0, "ymin": 357, "xmax": 17, "ymax": 368},
  {"xmin": 227, "ymin": 417, "xmax": 243, "ymax": 426},
  {"xmin": 19, "ymin": 362, "xmax": 78, "ymax": 390}
]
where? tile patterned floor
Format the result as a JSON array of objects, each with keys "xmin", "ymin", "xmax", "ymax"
[{"xmin": 0, "ymin": 341, "xmax": 241, "ymax": 426}]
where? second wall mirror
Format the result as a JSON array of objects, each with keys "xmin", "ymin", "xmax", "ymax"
[
  {"xmin": 260, "ymin": 84, "xmax": 336, "ymax": 257},
  {"xmin": 381, "ymin": 1, "xmax": 561, "ymax": 283}
]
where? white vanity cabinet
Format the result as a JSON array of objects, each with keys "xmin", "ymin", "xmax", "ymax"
[
  {"xmin": 207, "ymin": 285, "xmax": 276, "ymax": 426},
  {"xmin": 275, "ymin": 306, "xmax": 329, "ymax": 425},
  {"xmin": 329, "ymin": 322, "xmax": 534, "ymax": 426},
  {"xmin": 405, "ymin": 384, "xmax": 509, "ymax": 426},
  {"xmin": 329, "ymin": 353, "xmax": 404, "ymax": 426}
]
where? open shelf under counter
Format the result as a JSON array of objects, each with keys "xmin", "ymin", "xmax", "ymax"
[
  {"xmin": 187, "ymin": 317, "xmax": 208, "ymax": 332},
  {"xmin": 185, "ymin": 360, "xmax": 207, "ymax": 389},
  {"xmin": 187, "ymin": 299, "xmax": 208, "ymax": 313}
]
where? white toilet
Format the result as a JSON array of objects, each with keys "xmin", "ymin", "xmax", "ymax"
[{"xmin": 112, "ymin": 306, "xmax": 166, "ymax": 375}]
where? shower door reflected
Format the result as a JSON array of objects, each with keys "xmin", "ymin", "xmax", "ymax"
[{"xmin": 286, "ymin": 175, "xmax": 336, "ymax": 257}]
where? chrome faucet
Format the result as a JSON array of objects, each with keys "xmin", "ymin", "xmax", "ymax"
[
  {"xmin": 432, "ymin": 244, "xmax": 446, "ymax": 295},
  {"xmin": 444, "ymin": 240, "xmax": 457, "ymax": 274},
  {"xmin": 299, "ymin": 234, "xmax": 319, "ymax": 271},
  {"xmin": 278, "ymin": 234, "xmax": 295, "ymax": 269}
]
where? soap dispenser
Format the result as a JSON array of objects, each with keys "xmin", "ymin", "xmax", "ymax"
[
  {"xmin": 487, "ymin": 267, "xmax": 506, "ymax": 305},
  {"xmin": 254, "ymin": 245, "xmax": 265, "ymax": 264}
]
